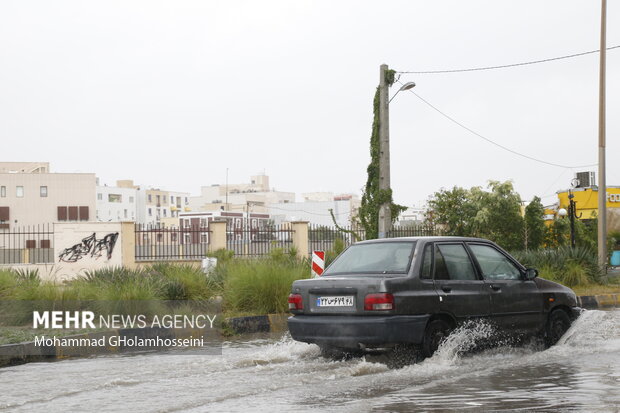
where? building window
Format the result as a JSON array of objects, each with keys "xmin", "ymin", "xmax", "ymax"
[
  {"xmin": 148, "ymin": 208, "xmax": 152, "ymax": 217},
  {"xmin": 40, "ymin": 186, "xmax": 48, "ymax": 197},
  {"xmin": 16, "ymin": 186, "xmax": 24, "ymax": 198},
  {"xmin": 200, "ymin": 233, "xmax": 208, "ymax": 244},
  {"xmin": 129, "ymin": 196, "xmax": 134, "ymax": 203},
  {"xmin": 124, "ymin": 209, "xmax": 128, "ymax": 219},
  {"xmin": 156, "ymin": 195, "xmax": 160, "ymax": 205},
  {"xmin": 171, "ymin": 196, "xmax": 174, "ymax": 204},
  {"xmin": 108, "ymin": 194, "xmax": 122, "ymax": 203},
  {"xmin": 148, "ymin": 194, "xmax": 152, "ymax": 202},
  {"xmin": 0, "ymin": 186, "xmax": 5, "ymax": 197},
  {"xmin": 185, "ymin": 197, "xmax": 188, "ymax": 205},
  {"xmin": 97, "ymin": 193, "xmax": 102, "ymax": 200},
  {"xmin": 163, "ymin": 209, "xmax": 167, "ymax": 217}
]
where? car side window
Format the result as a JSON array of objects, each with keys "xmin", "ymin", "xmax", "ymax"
[
  {"xmin": 435, "ymin": 244, "xmax": 477, "ymax": 281},
  {"xmin": 468, "ymin": 244, "xmax": 521, "ymax": 281},
  {"xmin": 421, "ymin": 244, "xmax": 432, "ymax": 279}
]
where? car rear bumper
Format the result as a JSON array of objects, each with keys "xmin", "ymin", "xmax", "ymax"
[{"xmin": 287, "ymin": 314, "xmax": 430, "ymax": 349}]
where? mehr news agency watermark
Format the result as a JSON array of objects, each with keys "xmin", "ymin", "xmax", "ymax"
[{"xmin": 32, "ymin": 310, "xmax": 218, "ymax": 350}]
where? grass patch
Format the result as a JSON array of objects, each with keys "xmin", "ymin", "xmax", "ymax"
[{"xmin": 222, "ymin": 253, "xmax": 310, "ymax": 315}]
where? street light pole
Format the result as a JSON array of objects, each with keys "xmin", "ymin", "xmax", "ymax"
[
  {"xmin": 597, "ymin": 0, "xmax": 607, "ymax": 270},
  {"xmin": 378, "ymin": 64, "xmax": 391, "ymax": 239}
]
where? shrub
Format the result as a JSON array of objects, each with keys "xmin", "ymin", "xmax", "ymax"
[
  {"xmin": 223, "ymin": 258, "xmax": 310, "ymax": 314},
  {"xmin": 511, "ymin": 246, "xmax": 603, "ymax": 286}
]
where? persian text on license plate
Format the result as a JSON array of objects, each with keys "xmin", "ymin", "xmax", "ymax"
[{"xmin": 316, "ymin": 296, "xmax": 354, "ymax": 307}]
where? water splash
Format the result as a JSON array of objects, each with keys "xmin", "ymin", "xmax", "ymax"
[{"xmin": 432, "ymin": 319, "xmax": 496, "ymax": 364}]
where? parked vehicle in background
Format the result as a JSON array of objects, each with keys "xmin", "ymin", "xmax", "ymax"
[{"xmin": 288, "ymin": 237, "xmax": 581, "ymax": 360}]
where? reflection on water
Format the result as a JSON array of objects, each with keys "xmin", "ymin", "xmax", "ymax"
[{"xmin": 0, "ymin": 310, "xmax": 618, "ymax": 412}]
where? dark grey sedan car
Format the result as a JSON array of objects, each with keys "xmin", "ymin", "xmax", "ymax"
[{"xmin": 288, "ymin": 237, "xmax": 581, "ymax": 358}]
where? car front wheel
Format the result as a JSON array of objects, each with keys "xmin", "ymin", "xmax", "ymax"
[{"xmin": 545, "ymin": 309, "xmax": 571, "ymax": 347}]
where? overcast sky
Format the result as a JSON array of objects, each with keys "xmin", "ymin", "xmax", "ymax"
[{"xmin": 1, "ymin": 1, "xmax": 618, "ymax": 207}]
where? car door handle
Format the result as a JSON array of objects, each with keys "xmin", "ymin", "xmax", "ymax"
[
  {"xmin": 441, "ymin": 287, "xmax": 452, "ymax": 293},
  {"xmin": 490, "ymin": 284, "xmax": 501, "ymax": 291}
]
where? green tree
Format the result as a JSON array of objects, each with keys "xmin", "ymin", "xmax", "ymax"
[
  {"xmin": 426, "ymin": 186, "xmax": 476, "ymax": 236},
  {"xmin": 471, "ymin": 181, "xmax": 524, "ymax": 251},
  {"xmin": 426, "ymin": 180, "xmax": 525, "ymax": 250},
  {"xmin": 358, "ymin": 78, "xmax": 406, "ymax": 239},
  {"xmin": 524, "ymin": 196, "xmax": 546, "ymax": 250}
]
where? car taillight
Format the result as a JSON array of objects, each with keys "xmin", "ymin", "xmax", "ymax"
[
  {"xmin": 364, "ymin": 293, "xmax": 394, "ymax": 311},
  {"xmin": 288, "ymin": 293, "xmax": 303, "ymax": 310}
]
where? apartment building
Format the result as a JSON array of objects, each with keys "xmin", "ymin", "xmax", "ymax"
[
  {"xmin": 143, "ymin": 188, "xmax": 191, "ymax": 225},
  {"xmin": 189, "ymin": 174, "xmax": 294, "ymax": 213},
  {"xmin": 96, "ymin": 180, "xmax": 139, "ymax": 222},
  {"xmin": 0, "ymin": 162, "xmax": 95, "ymax": 228},
  {"xmin": 267, "ymin": 193, "xmax": 360, "ymax": 227}
]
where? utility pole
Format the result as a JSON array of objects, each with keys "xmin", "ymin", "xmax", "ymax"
[
  {"xmin": 378, "ymin": 64, "xmax": 391, "ymax": 238},
  {"xmin": 598, "ymin": 0, "xmax": 607, "ymax": 270}
]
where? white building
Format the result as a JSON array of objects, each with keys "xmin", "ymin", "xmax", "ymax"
[
  {"xmin": 189, "ymin": 174, "xmax": 294, "ymax": 213},
  {"xmin": 96, "ymin": 181, "xmax": 139, "ymax": 222},
  {"xmin": 396, "ymin": 204, "xmax": 427, "ymax": 226},
  {"xmin": 268, "ymin": 194, "xmax": 360, "ymax": 227}
]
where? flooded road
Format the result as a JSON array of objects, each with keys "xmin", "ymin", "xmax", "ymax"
[{"xmin": 1, "ymin": 309, "xmax": 619, "ymax": 412}]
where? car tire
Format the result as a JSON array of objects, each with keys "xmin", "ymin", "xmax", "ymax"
[
  {"xmin": 422, "ymin": 319, "xmax": 451, "ymax": 358},
  {"xmin": 545, "ymin": 309, "xmax": 571, "ymax": 347}
]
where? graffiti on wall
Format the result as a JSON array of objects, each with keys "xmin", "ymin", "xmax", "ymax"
[{"xmin": 58, "ymin": 232, "xmax": 119, "ymax": 263}]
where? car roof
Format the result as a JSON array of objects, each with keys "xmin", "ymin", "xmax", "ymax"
[{"xmin": 354, "ymin": 236, "xmax": 494, "ymax": 245}]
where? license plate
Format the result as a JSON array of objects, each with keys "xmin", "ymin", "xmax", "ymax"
[{"xmin": 316, "ymin": 296, "xmax": 354, "ymax": 307}]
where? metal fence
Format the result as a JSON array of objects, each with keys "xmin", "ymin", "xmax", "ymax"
[
  {"xmin": 0, "ymin": 224, "xmax": 54, "ymax": 264},
  {"xmin": 135, "ymin": 224, "xmax": 210, "ymax": 261},
  {"xmin": 226, "ymin": 223, "xmax": 294, "ymax": 257},
  {"xmin": 308, "ymin": 224, "xmax": 366, "ymax": 255},
  {"xmin": 308, "ymin": 224, "xmax": 441, "ymax": 256},
  {"xmin": 387, "ymin": 225, "xmax": 440, "ymax": 238}
]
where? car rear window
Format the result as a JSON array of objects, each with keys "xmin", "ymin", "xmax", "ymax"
[{"xmin": 323, "ymin": 241, "xmax": 416, "ymax": 275}]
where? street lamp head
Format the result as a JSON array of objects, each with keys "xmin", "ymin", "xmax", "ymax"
[
  {"xmin": 389, "ymin": 82, "xmax": 417, "ymax": 103},
  {"xmin": 557, "ymin": 208, "xmax": 568, "ymax": 217},
  {"xmin": 398, "ymin": 82, "xmax": 416, "ymax": 92}
]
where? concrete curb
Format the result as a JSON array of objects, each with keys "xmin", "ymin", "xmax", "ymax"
[
  {"xmin": 225, "ymin": 314, "xmax": 289, "ymax": 334},
  {"xmin": 577, "ymin": 294, "xmax": 619, "ymax": 309}
]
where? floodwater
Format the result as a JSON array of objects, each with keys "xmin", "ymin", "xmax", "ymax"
[{"xmin": 1, "ymin": 310, "xmax": 619, "ymax": 412}]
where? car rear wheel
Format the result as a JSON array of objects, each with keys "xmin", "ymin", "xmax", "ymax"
[
  {"xmin": 422, "ymin": 319, "xmax": 451, "ymax": 358},
  {"xmin": 545, "ymin": 309, "xmax": 571, "ymax": 347}
]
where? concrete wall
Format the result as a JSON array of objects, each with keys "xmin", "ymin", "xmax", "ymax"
[{"xmin": 10, "ymin": 222, "xmax": 124, "ymax": 281}]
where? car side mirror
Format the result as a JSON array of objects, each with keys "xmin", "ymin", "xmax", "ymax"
[{"xmin": 525, "ymin": 268, "xmax": 538, "ymax": 280}]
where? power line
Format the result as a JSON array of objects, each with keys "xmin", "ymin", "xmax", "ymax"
[
  {"xmin": 404, "ymin": 86, "xmax": 597, "ymax": 169},
  {"xmin": 396, "ymin": 45, "xmax": 620, "ymax": 74}
]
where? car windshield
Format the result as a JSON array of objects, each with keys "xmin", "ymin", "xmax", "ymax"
[{"xmin": 324, "ymin": 241, "xmax": 416, "ymax": 275}]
